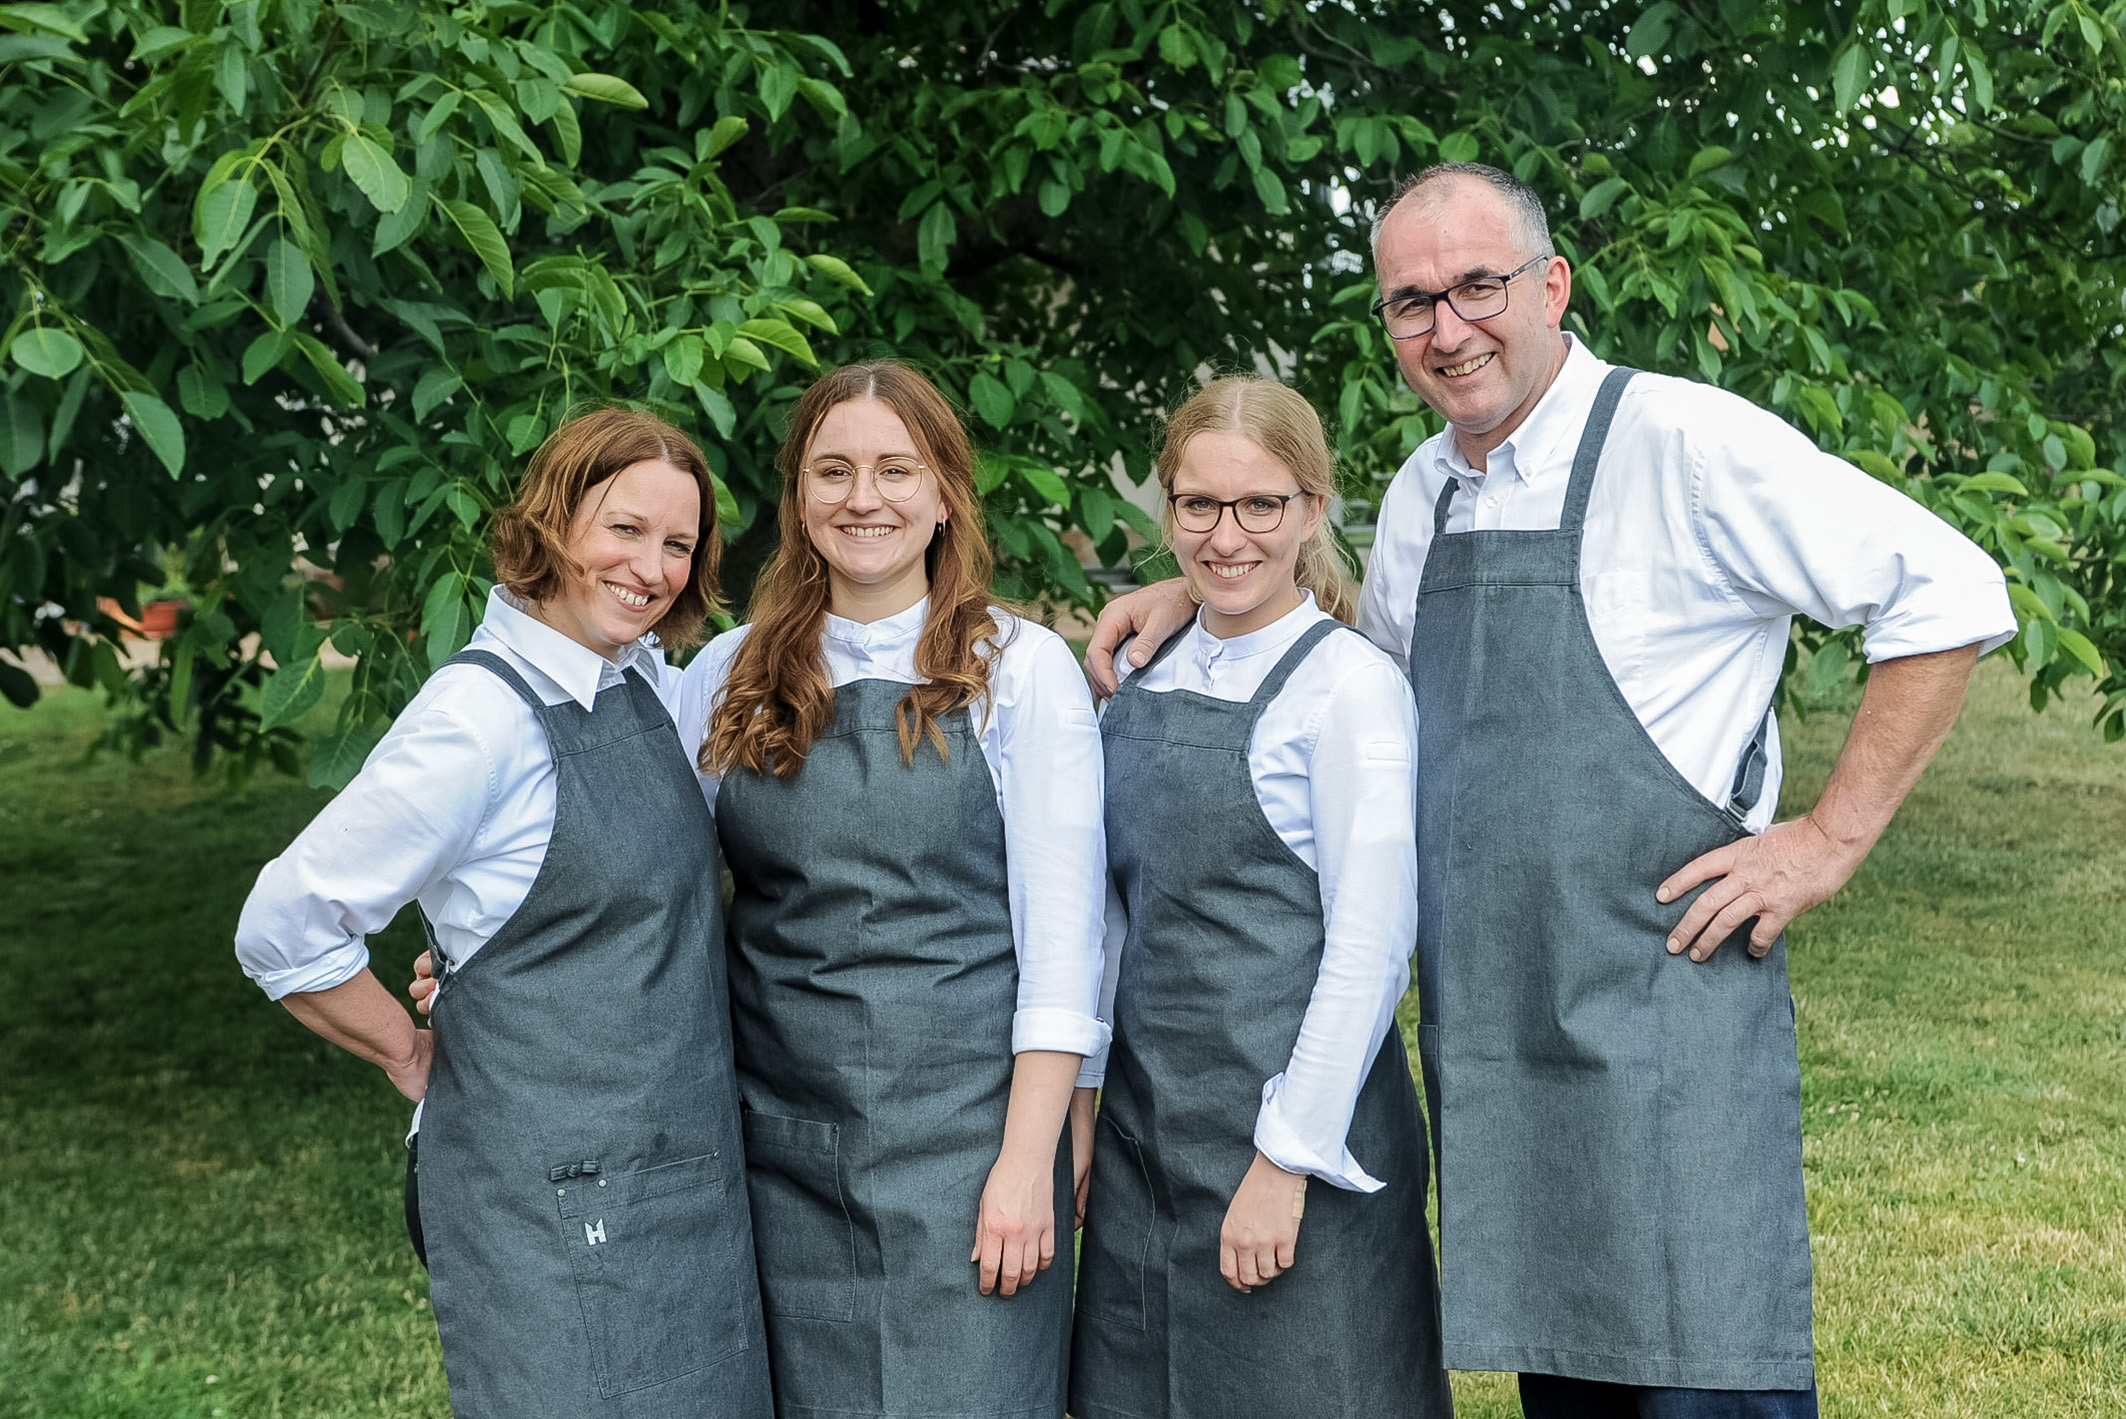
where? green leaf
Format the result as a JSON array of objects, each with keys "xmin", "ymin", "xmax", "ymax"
[
  {"xmin": 0, "ymin": 390, "xmax": 44, "ymax": 475},
  {"xmin": 329, "ymin": 475, "xmax": 367, "ymax": 532},
  {"xmin": 10, "ymin": 328, "xmax": 83, "ymax": 380},
  {"xmin": 439, "ymin": 199, "xmax": 515, "ymax": 297},
  {"xmin": 1831, "ymin": 45, "xmax": 1868, "ymax": 114},
  {"xmin": 707, "ymin": 115, "xmax": 749, "ymax": 158},
  {"xmin": 760, "ymin": 63, "xmax": 798, "ymax": 122},
  {"xmin": 804, "ymin": 252, "xmax": 873, "ymax": 295},
  {"xmin": 563, "ymin": 72, "xmax": 648, "ymax": 109},
  {"xmin": 0, "ymin": 3, "xmax": 89, "ymax": 43},
  {"xmin": 294, "ymin": 333, "xmax": 365, "ymax": 407},
  {"xmin": 1965, "ymin": 49, "xmax": 1993, "ymax": 111},
  {"xmin": 258, "ymin": 654, "xmax": 327, "ymax": 731},
  {"xmin": 694, "ymin": 382, "xmax": 737, "ymax": 439},
  {"xmin": 1252, "ymin": 166, "xmax": 1289, "ymax": 214},
  {"xmin": 1625, "ymin": 2, "xmax": 1677, "ymax": 61},
  {"xmin": 120, "ymin": 235, "xmax": 201, "ymax": 304},
  {"xmin": 1437, "ymin": 130, "xmax": 1479, "ymax": 164},
  {"xmin": 265, "ymin": 239, "xmax": 315, "ymax": 327},
  {"xmin": 1158, "ymin": 25, "xmax": 1196, "ymax": 69},
  {"xmin": 1020, "ymin": 464, "xmax": 1071, "ymax": 508},
  {"xmin": 737, "ymin": 318, "xmax": 816, "ymax": 365},
  {"xmin": 1961, "ymin": 471, "xmax": 2030, "ymax": 495},
  {"xmin": 340, "ymin": 130, "xmax": 412, "ymax": 214},
  {"xmin": 917, "ymin": 202, "xmax": 956, "ymax": 273},
  {"xmin": 217, "ymin": 41, "xmax": 248, "ymax": 115},
  {"xmin": 423, "ymin": 574, "xmax": 472, "ymax": 669},
  {"xmin": 1687, "ymin": 146, "xmax": 1734, "ymax": 178},
  {"xmin": 0, "ymin": 656, "xmax": 38, "ymax": 709},
  {"xmin": 120, "ymin": 391, "xmax": 185, "ymax": 477},
  {"xmin": 2081, "ymin": 136, "xmax": 2111, "ymax": 186},
  {"xmin": 2057, "ymin": 628, "xmax": 2105, "ymax": 676},
  {"xmin": 243, "ymin": 329, "xmax": 292, "ymax": 384},
  {"xmin": 970, "ymin": 372, "xmax": 1016, "ymax": 430},
  {"xmin": 196, "ymin": 175, "xmax": 258, "ymax": 268},
  {"xmin": 308, "ymin": 720, "xmax": 385, "ymax": 790},
  {"xmin": 1579, "ymin": 177, "xmax": 1631, "ymax": 219}
]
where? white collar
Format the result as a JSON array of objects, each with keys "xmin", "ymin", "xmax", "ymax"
[
  {"xmin": 1432, "ymin": 333, "xmax": 1609, "ymax": 488},
  {"xmin": 822, "ymin": 596, "xmax": 931, "ymax": 654},
  {"xmin": 1188, "ymin": 591, "xmax": 1326, "ymax": 666},
  {"xmin": 483, "ymin": 587, "xmax": 659, "ymax": 711}
]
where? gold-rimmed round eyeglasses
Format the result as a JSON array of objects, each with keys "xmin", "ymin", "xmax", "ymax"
[{"xmin": 802, "ymin": 458, "xmax": 928, "ymax": 504}]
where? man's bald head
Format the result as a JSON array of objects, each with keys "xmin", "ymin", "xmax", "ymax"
[{"xmin": 1370, "ymin": 163, "xmax": 1556, "ymax": 265}]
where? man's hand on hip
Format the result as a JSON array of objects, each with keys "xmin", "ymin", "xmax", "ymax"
[
  {"xmin": 1655, "ymin": 642, "xmax": 1980, "ymax": 963},
  {"xmin": 1657, "ymin": 814, "xmax": 1864, "ymax": 961},
  {"xmin": 1083, "ymin": 578, "xmax": 1196, "ymax": 699}
]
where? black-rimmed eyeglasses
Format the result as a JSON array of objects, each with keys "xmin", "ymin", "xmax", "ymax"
[
  {"xmin": 1167, "ymin": 492, "xmax": 1308, "ymax": 534},
  {"xmin": 1370, "ymin": 255, "xmax": 1551, "ymax": 340}
]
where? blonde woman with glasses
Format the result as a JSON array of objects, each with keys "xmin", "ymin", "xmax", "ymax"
[{"xmin": 1071, "ymin": 377, "xmax": 1450, "ymax": 1419}]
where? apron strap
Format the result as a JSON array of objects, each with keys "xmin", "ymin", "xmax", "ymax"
[
  {"xmin": 1723, "ymin": 706, "xmax": 1774, "ymax": 828},
  {"xmin": 444, "ymin": 648, "xmax": 544, "ymax": 711},
  {"xmin": 1557, "ymin": 366, "xmax": 1639, "ymax": 539},
  {"xmin": 1246, "ymin": 620, "xmax": 1352, "ymax": 712},
  {"xmin": 1431, "ymin": 479, "xmax": 1457, "ymax": 536}
]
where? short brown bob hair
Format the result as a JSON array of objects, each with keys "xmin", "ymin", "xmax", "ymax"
[{"xmin": 490, "ymin": 406, "xmax": 724, "ymax": 651}]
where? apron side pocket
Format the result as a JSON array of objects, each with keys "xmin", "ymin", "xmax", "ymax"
[
  {"xmin": 741, "ymin": 1111, "xmax": 857, "ymax": 1322},
  {"xmin": 556, "ymin": 1150, "xmax": 750, "ymax": 1399},
  {"xmin": 1076, "ymin": 1116, "xmax": 1155, "ymax": 1331}
]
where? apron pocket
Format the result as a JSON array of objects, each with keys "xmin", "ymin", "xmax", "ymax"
[
  {"xmin": 556, "ymin": 1151, "xmax": 749, "ymax": 1398},
  {"xmin": 1077, "ymin": 1115, "xmax": 1155, "ymax": 1331},
  {"xmin": 741, "ymin": 1111, "xmax": 857, "ymax": 1322}
]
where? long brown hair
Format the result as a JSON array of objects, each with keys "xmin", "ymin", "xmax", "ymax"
[
  {"xmin": 490, "ymin": 406, "xmax": 724, "ymax": 650},
  {"xmin": 703, "ymin": 361, "xmax": 1008, "ymax": 776},
  {"xmin": 1154, "ymin": 377, "xmax": 1357, "ymax": 624}
]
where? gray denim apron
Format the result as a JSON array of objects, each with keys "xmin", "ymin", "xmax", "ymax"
[
  {"xmin": 1073, "ymin": 620, "xmax": 1453, "ymax": 1419},
  {"xmin": 1409, "ymin": 368, "xmax": 1814, "ymax": 1390},
  {"xmin": 417, "ymin": 650, "xmax": 771, "ymax": 1418},
  {"xmin": 714, "ymin": 677, "xmax": 1073, "ymax": 1419}
]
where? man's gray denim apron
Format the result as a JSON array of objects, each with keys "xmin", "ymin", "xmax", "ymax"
[
  {"xmin": 1073, "ymin": 621, "xmax": 1452, "ymax": 1419},
  {"xmin": 1410, "ymin": 368, "xmax": 1814, "ymax": 1390},
  {"xmin": 715, "ymin": 678, "xmax": 1073, "ymax": 1419},
  {"xmin": 418, "ymin": 650, "xmax": 771, "ymax": 1417}
]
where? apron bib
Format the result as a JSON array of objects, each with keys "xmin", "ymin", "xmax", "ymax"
[
  {"xmin": 1073, "ymin": 621, "xmax": 1452, "ymax": 1419},
  {"xmin": 1410, "ymin": 368, "xmax": 1814, "ymax": 1390},
  {"xmin": 419, "ymin": 651, "xmax": 770, "ymax": 1417},
  {"xmin": 715, "ymin": 678, "xmax": 1073, "ymax": 1419}
]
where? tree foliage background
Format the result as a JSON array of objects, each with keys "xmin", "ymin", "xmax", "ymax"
[{"xmin": 1, "ymin": 0, "xmax": 2122, "ymax": 785}]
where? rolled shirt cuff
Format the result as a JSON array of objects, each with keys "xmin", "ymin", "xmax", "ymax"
[
  {"xmin": 242, "ymin": 940, "xmax": 372, "ymax": 1002},
  {"xmin": 1860, "ymin": 592, "xmax": 2018, "ymax": 663},
  {"xmin": 1012, "ymin": 1006, "xmax": 1111, "ymax": 1061},
  {"xmin": 1075, "ymin": 1046, "xmax": 1109, "ymax": 1091},
  {"xmin": 1253, "ymin": 1073, "xmax": 1384, "ymax": 1193}
]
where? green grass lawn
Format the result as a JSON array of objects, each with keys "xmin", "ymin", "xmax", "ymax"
[{"xmin": 3, "ymin": 661, "xmax": 2122, "ymax": 1418}]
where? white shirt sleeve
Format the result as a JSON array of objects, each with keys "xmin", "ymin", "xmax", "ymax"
[
  {"xmin": 1684, "ymin": 390, "xmax": 2018, "ymax": 661},
  {"xmin": 674, "ymin": 626, "xmax": 751, "ymax": 811},
  {"xmin": 233, "ymin": 680, "xmax": 498, "ymax": 999},
  {"xmin": 1356, "ymin": 458, "xmax": 1433, "ymax": 672},
  {"xmin": 1251, "ymin": 655, "xmax": 1421, "ymax": 1192},
  {"xmin": 1077, "ymin": 872, "xmax": 1129, "ymax": 1088},
  {"xmin": 993, "ymin": 623, "xmax": 1113, "ymax": 1063}
]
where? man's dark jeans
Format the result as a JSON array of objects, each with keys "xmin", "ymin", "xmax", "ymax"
[{"xmin": 1518, "ymin": 1372, "xmax": 1820, "ymax": 1418}]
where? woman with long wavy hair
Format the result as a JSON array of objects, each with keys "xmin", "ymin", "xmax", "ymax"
[{"xmin": 676, "ymin": 361, "xmax": 1107, "ymax": 1419}]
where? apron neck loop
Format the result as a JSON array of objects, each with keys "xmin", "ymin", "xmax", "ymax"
[
  {"xmin": 1246, "ymin": 621, "xmax": 1349, "ymax": 712},
  {"xmin": 1556, "ymin": 366, "xmax": 1638, "ymax": 541}
]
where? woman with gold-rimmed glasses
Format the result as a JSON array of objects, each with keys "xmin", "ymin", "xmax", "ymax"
[{"xmin": 675, "ymin": 360, "xmax": 1107, "ymax": 1419}]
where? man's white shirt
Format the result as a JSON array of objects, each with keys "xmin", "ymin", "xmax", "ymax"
[{"xmin": 1358, "ymin": 335, "xmax": 2018, "ymax": 830}]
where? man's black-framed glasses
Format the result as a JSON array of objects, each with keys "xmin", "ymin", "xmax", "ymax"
[
  {"xmin": 1167, "ymin": 491, "xmax": 1307, "ymax": 534},
  {"xmin": 1370, "ymin": 255, "xmax": 1551, "ymax": 341}
]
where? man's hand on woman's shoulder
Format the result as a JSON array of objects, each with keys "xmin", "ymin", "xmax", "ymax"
[{"xmin": 1082, "ymin": 578, "xmax": 1196, "ymax": 698}]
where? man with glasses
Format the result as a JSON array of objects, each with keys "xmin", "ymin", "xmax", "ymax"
[{"xmin": 1086, "ymin": 163, "xmax": 2014, "ymax": 1417}]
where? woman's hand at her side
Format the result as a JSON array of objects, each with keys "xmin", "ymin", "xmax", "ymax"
[
  {"xmin": 1070, "ymin": 1087, "xmax": 1096, "ymax": 1229},
  {"xmin": 973, "ymin": 1149, "xmax": 1058, "ymax": 1297},
  {"xmin": 1219, "ymin": 1151, "xmax": 1307, "ymax": 1293}
]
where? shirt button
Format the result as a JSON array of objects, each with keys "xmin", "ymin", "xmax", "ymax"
[{"xmin": 1484, "ymin": 496, "xmax": 1499, "ymax": 508}]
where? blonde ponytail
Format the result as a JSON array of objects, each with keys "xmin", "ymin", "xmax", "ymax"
[{"xmin": 1153, "ymin": 377, "xmax": 1357, "ymax": 624}]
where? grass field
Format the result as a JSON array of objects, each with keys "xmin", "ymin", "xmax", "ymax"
[{"xmin": 2, "ymin": 660, "xmax": 2122, "ymax": 1418}]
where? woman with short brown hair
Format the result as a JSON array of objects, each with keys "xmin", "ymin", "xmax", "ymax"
[
  {"xmin": 677, "ymin": 360, "xmax": 1107, "ymax": 1418},
  {"xmin": 237, "ymin": 406, "xmax": 772, "ymax": 1417}
]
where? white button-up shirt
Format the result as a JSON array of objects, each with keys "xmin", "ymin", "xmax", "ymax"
[
  {"xmin": 676, "ymin": 598, "xmax": 1112, "ymax": 1071},
  {"xmin": 235, "ymin": 587, "xmax": 676, "ymax": 1000},
  {"xmin": 1099, "ymin": 596, "xmax": 1419, "ymax": 1192},
  {"xmin": 1358, "ymin": 337, "xmax": 2018, "ymax": 828}
]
